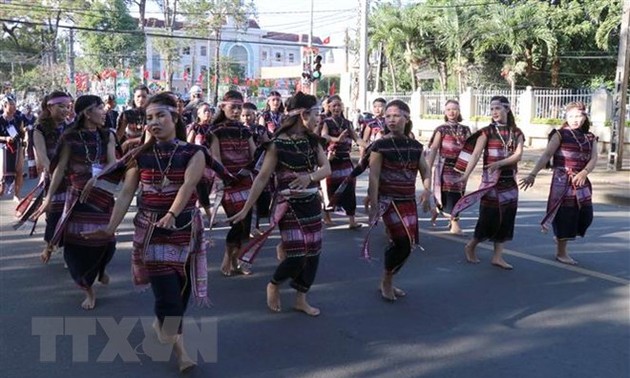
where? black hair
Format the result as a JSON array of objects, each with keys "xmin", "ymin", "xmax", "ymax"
[
  {"xmin": 130, "ymin": 85, "xmax": 150, "ymax": 109},
  {"xmin": 275, "ymin": 92, "xmax": 320, "ymax": 149},
  {"xmin": 385, "ymin": 99, "xmax": 413, "ymax": 136},
  {"xmin": 326, "ymin": 95, "xmax": 345, "ymax": 119},
  {"xmin": 490, "ymin": 95, "xmax": 516, "ymax": 129},
  {"xmin": 146, "ymin": 92, "xmax": 187, "ymax": 141},
  {"xmin": 36, "ymin": 90, "xmax": 71, "ymax": 141},
  {"xmin": 444, "ymin": 99, "xmax": 463, "ymax": 123},
  {"xmin": 67, "ymin": 95, "xmax": 109, "ymax": 154},
  {"xmin": 212, "ymin": 90, "xmax": 244, "ymax": 125},
  {"xmin": 264, "ymin": 90, "xmax": 285, "ymax": 113},
  {"xmin": 243, "ymin": 102, "xmax": 258, "ymax": 111},
  {"xmin": 373, "ymin": 97, "xmax": 386, "ymax": 105}
]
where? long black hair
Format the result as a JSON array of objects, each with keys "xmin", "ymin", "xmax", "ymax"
[
  {"xmin": 68, "ymin": 95, "xmax": 109, "ymax": 154},
  {"xmin": 385, "ymin": 99, "xmax": 413, "ymax": 136},
  {"xmin": 147, "ymin": 92, "xmax": 187, "ymax": 141},
  {"xmin": 35, "ymin": 90, "xmax": 71, "ymax": 142},
  {"xmin": 212, "ymin": 90, "xmax": 244, "ymax": 125},
  {"xmin": 274, "ymin": 92, "xmax": 320, "ymax": 150},
  {"xmin": 264, "ymin": 90, "xmax": 285, "ymax": 113},
  {"xmin": 490, "ymin": 95, "xmax": 516, "ymax": 129}
]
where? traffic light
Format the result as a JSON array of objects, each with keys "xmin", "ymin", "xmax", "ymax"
[{"xmin": 311, "ymin": 55, "xmax": 322, "ymax": 81}]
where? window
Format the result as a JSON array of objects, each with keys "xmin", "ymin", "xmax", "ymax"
[
  {"xmin": 182, "ymin": 47, "xmax": 191, "ymax": 55},
  {"xmin": 274, "ymin": 52, "xmax": 282, "ymax": 62},
  {"xmin": 200, "ymin": 46, "xmax": 207, "ymax": 57},
  {"xmin": 151, "ymin": 54, "xmax": 161, "ymax": 80},
  {"xmin": 262, "ymin": 51, "xmax": 268, "ymax": 61},
  {"xmin": 288, "ymin": 53, "xmax": 295, "ymax": 63}
]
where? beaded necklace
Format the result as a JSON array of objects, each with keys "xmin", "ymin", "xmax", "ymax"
[
  {"xmin": 153, "ymin": 141, "xmax": 179, "ymax": 190},
  {"xmin": 286, "ymin": 135, "xmax": 314, "ymax": 171},
  {"xmin": 390, "ymin": 135, "xmax": 412, "ymax": 170},
  {"xmin": 78, "ymin": 129, "xmax": 102, "ymax": 164},
  {"xmin": 494, "ymin": 124, "xmax": 512, "ymax": 154}
]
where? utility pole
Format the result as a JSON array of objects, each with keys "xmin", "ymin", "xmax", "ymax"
[
  {"xmin": 608, "ymin": 0, "xmax": 630, "ymax": 171},
  {"xmin": 358, "ymin": 0, "xmax": 369, "ymax": 112},
  {"xmin": 67, "ymin": 28, "xmax": 75, "ymax": 96},
  {"xmin": 309, "ymin": 0, "xmax": 317, "ymax": 96}
]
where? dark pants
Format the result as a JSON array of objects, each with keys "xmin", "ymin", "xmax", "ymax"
[
  {"xmin": 64, "ymin": 241, "xmax": 116, "ymax": 289},
  {"xmin": 44, "ymin": 210, "xmax": 62, "ymax": 244},
  {"xmin": 271, "ymin": 255, "xmax": 320, "ymax": 293},
  {"xmin": 385, "ymin": 237, "xmax": 412, "ymax": 274},
  {"xmin": 196, "ymin": 180, "xmax": 211, "ymax": 208},
  {"xmin": 227, "ymin": 210, "xmax": 252, "ymax": 247},
  {"xmin": 255, "ymin": 190, "xmax": 272, "ymax": 227},
  {"xmin": 149, "ymin": 268, "xmax": 192, "ymax": 335}
]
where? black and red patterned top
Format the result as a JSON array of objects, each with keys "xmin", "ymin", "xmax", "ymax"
[{"xmin": 371, "ymin": 136, "xmax": 423, "ymax": 200}]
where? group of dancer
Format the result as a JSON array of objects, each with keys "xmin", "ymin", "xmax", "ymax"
[{"xmin": 6, "ymin": 87, "xmax": 597, "ymax": 372}]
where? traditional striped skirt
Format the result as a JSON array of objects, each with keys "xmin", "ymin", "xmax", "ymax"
[
  {"xmin": 325, "ymin": 156, "xmax": 355, "ymax": 214},
  {"xmin": 542, "ymin": 168, "xmax": 593, "ymax": 239},
  {"xmin": 362, "ymin": 196, "xmax": 419, "ymax": 260}
]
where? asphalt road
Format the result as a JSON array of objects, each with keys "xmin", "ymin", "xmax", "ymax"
[{"xmin": 1, "ymin": 176, "xmax": 628, "ymax": 378}]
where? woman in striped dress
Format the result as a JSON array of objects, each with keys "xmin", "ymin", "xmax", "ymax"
[
  {"xmin": 257, "ymin": 90, "xmax": 284, "ymax": 134},
  {"xmin": 366, "ymin": 100, "xmax": 430, "ymax": 301},
  {"xmin": 186, "ymin": 101, "xmax": 214, "ymax": 223},
  {"xmin": 520, "ymin": 102, "xmax": 597, "ymax": 265},
  {"xmin": 229, "ymin": 92, "xmax": 331, "ymax": 316},
  {"xmin": 320, "ymin": 95, "xmax": 366, "ymax": 228},
  {"xmin": 83, "ymin": 92, "xmax": 232, "ymax": 373},
  {"xmin": 208, "ymin": 90, "xmax": 257, "ymax": 276},
  {"xmin": 33, "ymin": 91, "xmax": 73, "ymax": 262},
  {"xmin": 34, "ymin": 95, "xmax": 117, "ymax": 309},
  {"xmin": 425, "ymin": 100, "xmax": 471, "ymax": 234},
  {"xmin": 452, "ymin": 96, "xmax": 525, "ymax": 270},
  {"xmin": 0, "ymin": 95, "xmax": 25, "ymax": 200},
  {"xmin": 117, "ymin": 84, "xmax": 149, "ymax": 153}
]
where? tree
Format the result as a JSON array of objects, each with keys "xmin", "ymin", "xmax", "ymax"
[
  {"xmin": 154, "ymin": 0, "xmax": 181, "ymax": 90},
  {"xmin": 77, "ymin": 0, "xmax": 145, "ymax": 71},
  {"xmin": 180, "ymin": 0, "xmax": 256, "ymax": 105}
]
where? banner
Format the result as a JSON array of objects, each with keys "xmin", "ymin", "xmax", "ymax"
[{"xmin": 115, "ymin": 78, "xmax": 130, "ymax": 106}]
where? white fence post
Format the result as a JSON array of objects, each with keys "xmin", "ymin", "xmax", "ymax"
[
  {"xmin": 591, "ymin": 87, "xmax": 613, "ymax": 153},
  {"xmin": 519, "ymin": 86, "xmax": 535, "ymax": 127},
  {"xmin": 410, "ymin": 89, "xmax": 422, "ymax": 133},
  {"xmin": 460, "ymin": 86, "xmax": 474, "ymax": 124}
]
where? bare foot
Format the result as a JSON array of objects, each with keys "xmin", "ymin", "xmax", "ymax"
[
  {"xmin": 393, "ymin": 287, "xmax": 406, "ymax": 298},
  {"xmin": 98, "ymin": 272, "xmax": 110, "ymax": 285},
  {"xmin": 40, "ymin": 245, "xmax": 54, "ymax": 264},
  {"xmin": 276, "ymin": 243, "xmax": 286, "ymax": 261},
  {"xmin": 174, "ymin": 336, "xmax": 196, "ymax": 373},
  {"xmin": 294, "ymin": 293, "xmax": 320, "ymax": 316},
  {"xmin": 220, "ymin": 251, "xmax": 232, "ymax": 276},
  {"xmin": 464, "ymin": 244, "xmax": 480, "ymax": 264},
  {"xmin": 430, "ymin": 211, "xmax": 438, "ymax": 227},
  {"xmin": 491, "ymin": 258, "xmax": 513, "ymax": 270},
  {"xmin": 266, "ymin": 283, "xmax": 281, "ymax": 312},
  {"xmin": 81, "ymin": 288, "xmax": 96, "ymax": 310},
  {"xmin": 450, "ymin": 222, "xmax": 463, "ymax": 235},
  {"xmin": 152, "ymin": 318, "xmax": 168, "ymax": 344},
  {"xmin": 380, "ymin": 277, "xmax": 396, "ymax": 302},
  {"xmin": 323, "ymin": 213, "xmax": 334, "ymax": 226},
  {"xmin": 556, "ymin": 255, "xmax": 578, "ymax": 265}
]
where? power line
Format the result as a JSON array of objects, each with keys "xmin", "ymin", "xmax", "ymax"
[{"xmin": 0, "ymin": 17, "xmax": 344, "ymax": 49}]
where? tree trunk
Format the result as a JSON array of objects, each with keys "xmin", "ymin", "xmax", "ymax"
[
  {"xmin": 213, "ymin": 28, "xmax": 221, "ymax": 106},
  {"xmin": 375, "ymin": 42, "xmax": 383, "ymax": 93},
  {"xmin": 437, "ymin": 61, "xmax": 447, "ymax": 92},
  {"xmin": 405, "ymin": 41, "xmax": 417, "ymax": 91},
  {"xmin": 387, "ymin": 56, "xmax": 397, "ymax": 93},
  {"xmin": 551, "ymin": 55, "xmax": 560, "ymax": 88}
]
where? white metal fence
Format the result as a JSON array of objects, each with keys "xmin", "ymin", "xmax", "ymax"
[
  {"xmin": 533, "ymin": 89, "xmax": 591, "ymax": 119},
  {"xmin": 473, "ymin": 89, "xmax": 525, "ymax": 118},
  {"xmin": 424, "ymin": 92, "xmax": 459, "ymax": 115}
]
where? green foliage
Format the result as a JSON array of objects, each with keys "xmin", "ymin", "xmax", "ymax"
[
  {"xmin": 531, "ymin": 118, "xmax": 565, "ymax": 126},
  {"xmin": 76, "ymin": 0, "xmax": 145, "ymax": 71},
  {"xmin": 420, "ymin": 114, "xmax": 445, "ymax": 120},
  {"xmin": 368, "ymin": 0, "xmax": 621, "ymax": 92}
]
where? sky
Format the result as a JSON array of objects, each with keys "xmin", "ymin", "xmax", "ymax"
[{"xmin": 137, "ymin": 0, "xmax": 363, "ymax": 46}]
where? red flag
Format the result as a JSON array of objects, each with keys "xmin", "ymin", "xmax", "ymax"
[
  {"xmin": 322, "ymin": 36, "xmax": 330, "ymax": 45},
  {"xmin": 143, "ymin": 69, "xmax": 149, "ymax": 80},
  {"xmin": 224, "ymin": 77, "xmax": 230, "ymax": 84},
  {"xmin": 197, "ymin": 72, "xmax": 203, "ymax": 83},
  {"xmin": 125, "ymin": 68, "xmax": 131, "ymax": 78},
  {"xmin": 183, "ymin": 70, "xmax": 189, "ymax": 82},
  {"xmin": 232, "ymin": 77, "xmax": 239, "ymax": 85},
  {"xmin": 245, "ymin": 78, "xmax": 251, "ymax": 86},
  {"xmin": 329, "ymin": 81, "xmax": 336, "ymax": 95}
]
